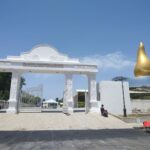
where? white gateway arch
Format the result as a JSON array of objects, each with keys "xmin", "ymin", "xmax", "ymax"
[{"xmin": 0, "ymin": 45, "xmax": 98, "ymax": 114}]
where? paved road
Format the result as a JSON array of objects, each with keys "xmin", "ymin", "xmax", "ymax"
[{"xmin": 0, "ymin": 129, "xmax": 149, "ymax": 150}]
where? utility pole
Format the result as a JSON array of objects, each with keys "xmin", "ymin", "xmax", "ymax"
[{"xmin": 121, "ymin": 80, "xmax": 127, "ymax": 117}]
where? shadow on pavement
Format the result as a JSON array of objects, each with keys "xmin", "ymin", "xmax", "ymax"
[{"xmin": 0, "ymin": 128, "xmax": 149, "ymax": 143}]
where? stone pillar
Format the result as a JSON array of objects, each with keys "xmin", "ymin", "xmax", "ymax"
[
  {"xmin": 63, "ymin": 74, "xmax": 73, "ymax": 113},
  {"xmin": 7, "ymin": 71, "xmax": 21, "ymax": 114},
  {"xmin": 85, "ymin": 90, "xmax": 89, "ymax": 114},
  {"xmin": 88, "ymin": 73, "xmax": 99, "ymax": 112}
]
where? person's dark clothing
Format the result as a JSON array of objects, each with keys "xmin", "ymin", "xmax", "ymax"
[
  {"xmin": 103, "ymin": 110, "xmax": 108, "ymax": 117},
  {"xmin": 100, "ymin": 104, "xmax": 108, "ymax": 117},
  {"xmin": 101, "ymin": 107, "xmax": 104, "ymax": 115}
]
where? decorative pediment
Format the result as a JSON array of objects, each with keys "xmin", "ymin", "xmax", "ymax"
[{"xmin": 7, "ymin": 44, "xmax": 79, "ymax": 63}]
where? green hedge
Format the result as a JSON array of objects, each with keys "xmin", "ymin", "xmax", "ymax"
[{"xmin": 130, "ymin": 93, "xmax": 150, "ymax": 99}]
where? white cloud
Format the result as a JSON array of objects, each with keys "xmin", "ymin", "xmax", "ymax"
[{"xmin": 80, "ymin": 51, "xmax": 135, "ymax": 70}]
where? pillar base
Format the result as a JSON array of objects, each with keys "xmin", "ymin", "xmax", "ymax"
[
  {"xmin": 6, "ymin": 108, "xmax": 17, "ymax": 114},
  {"xmin": 62, "ymin": 107, "xmax": 73, "ymax": 114},
  {"xmin": 62, "ymin": 106, "xmax": 69, "ymax": 114},
  {"xmin": 89, "ymin": 101, "xmax": 99, "ymax": 112},
  {"xmin": 68, "ymin": 107, "xmax": 74, "ymax": 113},
  {"xmin": 67, "ymin": 101, "xmax": 74, "ymax": 113},
  {"xmin": 62, "ymin": 101, "xmax": 74, "ymax": 114},
  {"xmin": 6, "ymin": 99, "xmax": 17, "ymax": 114}
]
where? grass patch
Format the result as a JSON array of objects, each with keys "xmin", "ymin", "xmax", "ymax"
[{"xmin": 119, "ymin": 114, "xmax": 150, "ymax": 118}]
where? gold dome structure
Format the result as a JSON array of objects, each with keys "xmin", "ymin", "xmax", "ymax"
[{"xmin": 134, "ymin": 42, "xmax": 150, "ymax": 77}]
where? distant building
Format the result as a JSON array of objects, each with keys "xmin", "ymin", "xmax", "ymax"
[
  {"xmin": 129, "ymin": 86, "xmax": 150, "ymax": 113},
  {"xmin": 74, "ymin": 89, "xmax": 88, "ymax": 108},
  {"xmin": 42, "ymin": 99, "xmax": 58, "ymax": 109}
]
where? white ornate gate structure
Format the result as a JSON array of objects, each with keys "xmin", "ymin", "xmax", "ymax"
[{"xmin": 0, "ymin": 45, "xmax": 98, "ymax": 114}]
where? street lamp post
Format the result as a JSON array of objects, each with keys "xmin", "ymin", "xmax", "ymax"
[
  {"xmin": 121, "ymin": 80, "xmax": 127, "ymax": 117},
  {"xmin": 112, "ymin": 76, "xmax": 128, "ymax": 117}
]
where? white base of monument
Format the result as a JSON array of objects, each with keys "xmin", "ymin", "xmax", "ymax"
[
  {"xmin": 89, "ymin": 101, "xmax": 100, "ymax": 113},
  {"xmin": 67, "ymin": 101, "xmax": 74, "ymax": 113},
  {"xmin": 63, "ymin": 107, "xmax": 74, "ymax": 114},
  {"xmin": 6, "ymin": 100, "xmax": 17, "ymax": 114},
  {"xmin": 68, "ymin": 107, "xmax": 74, "ymax": 113},
  {"xmin": 6, "ymin": 108, "xmax": 17, "ymax": 114},
  {"xmin": 89, "ymin": 108, "xmax": 99, "ymax": 112}
]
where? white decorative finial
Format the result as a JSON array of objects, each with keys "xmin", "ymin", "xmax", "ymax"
[{"xmin": 140, "ymin": 42, "xmax": 144, "ymax": 47}]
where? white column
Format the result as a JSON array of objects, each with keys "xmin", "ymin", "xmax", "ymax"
[
  {"xmin": 88, "ymin": 73, "xmax": 99, "ymax": 112},
  {"xmin": 63, "ymin": 74, "xmax": 73, "ymax": 113},
  {"xmin": 85, "ymin": 90, "xmax": 89, "ymax": 113},
  {"xmin": 7, "ymin": 71, "xmax": 21, "ymax": 114}
]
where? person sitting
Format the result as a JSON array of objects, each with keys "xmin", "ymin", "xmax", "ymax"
[
  {"xmin": 103, "ymin": 109, "xmax": 108, "ymax": 117},
  {"xmin": 100, "ymin": 104, "xmax": 108, "ymax": 117},
  {"xmin": 100, "ymin": 104, "xmax": 104, "ymax": 115}
]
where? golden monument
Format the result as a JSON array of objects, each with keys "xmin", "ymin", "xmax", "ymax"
[{"xmin": 134, "ymin": 42, "xmax": 150, "ymax": 77}]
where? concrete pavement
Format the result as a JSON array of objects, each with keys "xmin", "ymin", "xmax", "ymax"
[
  {"xmin": 0, "ymin": 112, "xmax": 140, "ymax": 131},
  {"xmin": 0, "ymin": 112, "xmax": 148, "ymax": 150}
]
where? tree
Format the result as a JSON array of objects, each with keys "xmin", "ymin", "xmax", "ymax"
[
  {"xmin": 0, "ymin": 72, "xmax": 26, "ymax": 101},
  {"xmin": 21, "ymin": 91, "xmax": 41, "ymax": 106},
  {"xmin": 0, "ymin": 72, "xmax": 12, "ymax": 100},
  {"xmin": 20, "ymin": 77, "xmax": 26, "ymax": 89},
  {"xmin": 55, "ymin": 97, "xmax": 59, "ymax": 102}
]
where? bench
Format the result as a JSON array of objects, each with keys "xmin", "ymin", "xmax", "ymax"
[{"xmin": 143, "ymin": 121, "xmax": 150, "ymax": 133}]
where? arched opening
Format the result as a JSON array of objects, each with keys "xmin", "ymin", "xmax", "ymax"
[
  {"xmin": 20, "ymin": 73, "xmax": 65, "ymax": 112},
  {"xmin": 73, "ymin": 74, "xmax": 88, "ymax": 112}
]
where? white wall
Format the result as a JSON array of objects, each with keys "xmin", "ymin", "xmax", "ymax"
[
  {"xmin": 131, "ymin": 100, "xmax": 150, "ymax": 113},
  {"xmin": 99, "ymin": 81, "xmax": 132, "ymax": 115}
]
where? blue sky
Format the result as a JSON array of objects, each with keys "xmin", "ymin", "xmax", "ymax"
[{"xmin": 1, "ymin": 0, "xmax": 150, "ymax": 99}]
